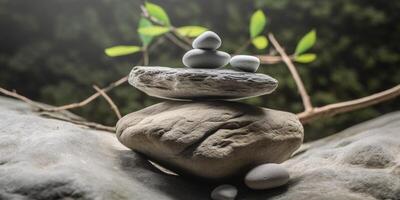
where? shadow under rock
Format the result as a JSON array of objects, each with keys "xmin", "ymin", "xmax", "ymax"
[
  {"xmin": 117, "ymin": 150, "xmax": 213, "ymax": 200},
  {"xmin": 117, "ymin": 149, "xmax": 295, "ymax": 200}
]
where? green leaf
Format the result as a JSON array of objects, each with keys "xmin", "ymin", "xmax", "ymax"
[
  {"xmin": 251, "ymin": 35, "xmax": 268, "ymax": 49},
  {"xmin": 104, "ymin": 46, "xmax": 142, "ymax": 57},
  {"xmin": 249, "ymin": 9, "xmax": 267, "ymax": 38},
  {"xmin": 295, "ymin": 29, "xmax": 316, "ymax": 55},
  {"xmin": 138, "ymin": 18, "xmax": 154, "ymax": 46},
  {"xmin": 138, "ymin": 26, "xmax": 170, "ymax": 36},
  {"xmin": 145, "ymin": 2, "xmax": 170, "ymax": 26},
  {"xmin": 176, "ymin": 26, "xmax": 208, "ymax": 37},
  {"xmin": 295, "ymin": 53, "xmax": 317, "ymax": 63}
]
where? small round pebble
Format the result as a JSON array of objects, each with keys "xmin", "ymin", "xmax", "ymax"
[
  {"xmin": 211, "ymin": 184, "xmax": 238, "ymax": 200},
  {"xmin": 182, "ymin": 49, "xmax": 230, "ymax": 68},
  {"xmin": 244, "ymin": 163, "xmax": 290, "ymax": 190},
  {"xmin": 192, "ymin": 31, "xmax": 222, "ymax": 50},
  {"xmin": 230, "ymin": 55, "xmax": 260, "ymax": 72}
]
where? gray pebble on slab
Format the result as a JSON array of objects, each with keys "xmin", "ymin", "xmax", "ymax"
[
  {"xmin": 230, "ymin": 55, "xmax": 260, "ymax": 72},
  {"xmin": 211, "ymin": 184, "xmax": 238, "ymax": 200}
]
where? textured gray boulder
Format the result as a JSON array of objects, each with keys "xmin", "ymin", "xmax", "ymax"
[
  {"xmin": 182, "ymin": 49, "xmax": 230, "ymax": 68},
  {"xmin": 230, "ymin": 55, "xmax": 260, "ymax": 72},
  {"xmin": 242, "ymin": 111, "xmax": 400, "ymax": 200},
  {"xmin": 116, "ymin": 101, "xmax": 304, "ymax": 180},
  {"xmin": 2, "ymin": 96, "xmax": 399, "ymax": 200},
  {"xmin": 0, "ymin": 97, "xmax": 210, "ymax": 200},
  {"xmin": 192, "ymin": 31, "xmax": 222, "ymax": 50},
  {"xmin": 244, "ymin": 163, "xmax": 290, "ymax": 190},
  {"xmin": 129, "ymin": 66, "xmax": 278, "ymax": 100}
]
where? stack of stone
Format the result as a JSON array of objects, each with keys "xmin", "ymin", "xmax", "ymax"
[{"xmin": 116, "ymin": 31, "xmax": 304, "ymax": 200}]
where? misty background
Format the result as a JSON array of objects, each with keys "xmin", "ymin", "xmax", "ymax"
[{"xmin": 0, "ymin": 0, "xmax": 399, "ymax": 141}]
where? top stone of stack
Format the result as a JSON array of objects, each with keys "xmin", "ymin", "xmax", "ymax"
[
  {"xmin": 182, "ymin": 31, "xmax": 230, "ymax": 69},
  {"xmin": 192, "ymin": 31, "xmax": 221, "ymax": 50}
]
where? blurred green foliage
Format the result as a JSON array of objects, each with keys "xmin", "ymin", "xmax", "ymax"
[{"xmin": 0, "ymin": 0, "xmax": 399, "ymax": 141}]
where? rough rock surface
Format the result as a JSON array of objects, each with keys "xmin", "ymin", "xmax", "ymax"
[
  {"xmin": 1, "ymin": 96, "xmax": 400, "ymax": 200},
  {"xmin": 264, "ymin": 111, "xmax": 400, "ymax": 200},
  {"xmin": 0, "ymin": 97, "xmax": 210, "ymax": 200},
  {"xmin": 129, "ymin": 66, "xmax": 278, "ymax": 100},
  {"xmin": 116, "ymin": 101, "xmax": 304, "ymax": 180}
]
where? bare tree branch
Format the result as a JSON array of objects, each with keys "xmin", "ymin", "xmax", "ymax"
[
  {"xmin": 0, "ymin": 87, "xmax": 49, "ymax": 110},
  {"xmin": 140, "ymin": 5, "xmax": 192, "ymax": 50},
  {"xmin": 93, "ymin": 85, "xmax": 122, "ymax": 119},
  {"xmin": 298, "ymin": 84, "xmax": 400, "ymax": 124},
  {"xmin": 268, "ymin": 33, "xmax": 313, "ymax": 112},
  {"xmin": 46, "ymin": 76, "xmax": 128, "ymax": 112},
  {"xmin": 40, "ymin": 112, "xmax": 115, "ymax": 132},
  {"xmin": 0, "ymin": 87, "xmax": 115, "ymax": 132}
]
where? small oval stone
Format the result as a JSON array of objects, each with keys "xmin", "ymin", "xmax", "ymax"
[
  {"xmin": 230, "ymin": 55, "xmax": 260, "ymax": 72},
  {"xmin": 182, "ymin": 49, "xmax": 230, "ymax": 69},
  {"xmin": 192, "ymin": 31, "xmax": 222, "ymax": 50},
  {"xmin": 245, "ymin": 163, "xmax": 290, "ymax": 190},
  {"xmin": 211, "ymin": 184, "xmax": 238, "ymax": 200}
]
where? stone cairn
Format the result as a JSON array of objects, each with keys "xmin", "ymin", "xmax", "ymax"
[{"xmin": 116, "ymin": 31, "xmax": 304, "ymax": 200}]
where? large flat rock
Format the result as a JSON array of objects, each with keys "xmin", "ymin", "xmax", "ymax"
[
  {"xmin": 129, "ymin": 66, "xmax": 278, "ymax": 100},
  {"xmin": 116, "ymin": 101, "xmax": 304, "ymax": 180},
  {"xmin": 1, "ymin": 96, "xmax": 399, "ymax": 200}
]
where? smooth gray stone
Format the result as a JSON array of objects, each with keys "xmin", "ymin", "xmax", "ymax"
[
  {"xmin": 230, "ymin": 55, "xmax": 260, "ymax": 72},
  {"xmin": 116, "ymin": 101, "xmax": 303, "ymax": 180},
  {"xmin": 182, "ymin": 49, "xmax": 230, "ymax": 68},
  {"xmin": 211, "ymin": 184, "xmax": 238, "ymax": 200},
  {"xmin": 129, "ymin": 66, "xmax": 278, "ymax": 100},
  {"xmin": 192, "ymin": 31, "xmax": 222, "ymax": 50},
  {"xmin": 245, "ymin": 163, "xmax": 290, "ymax": 190}
]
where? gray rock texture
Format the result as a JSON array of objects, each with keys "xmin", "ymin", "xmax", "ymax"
[
  {"xmin": 192, "ymin": 31, "xmax": 222, "ymax": 50},
  {"xmin": 230, "ymin": 55, "xmax": 260, "ymax": 72},
  {"xmin": 266, "ymin": 110, "xmax": 400, "ymax": 200},
  {"xmin": 1, "ymin": 96, "xmax": 399, "ymax": 200},
  {"xmin": 116, "ymin": 101, "xmax": 304, "ymax": 180},
  {"xmin": 0, "ymin": 97, "xmax": 210, "ymax": 200},
  {"xmin": 244, "ymin": 163, "xmax": 290, "ymax": 190},
  {"xmin": 129, "ymin": 66, "xmax": 278, "ymax": 100},
  {"xmin": 182, "ymin": 49, "xmax": 230, "ymax": 68}
]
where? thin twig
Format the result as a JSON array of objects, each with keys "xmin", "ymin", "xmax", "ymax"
[
  {"xmin": 140, "ymin": 5, "xmax": 192, "ymax": 50},
  {"xmin": 142, "ymin": 47, "xmax": 149, "ymax": 65},
  {"xmin": 256, "ymin": 55, "xmax": 292, "ymax": 64},
  {"xmin": 269, "ymin": 33, "xmax": 313, "ymax": 112},
  {"xmin": 46, "ymin": 76, "xmax": 129, "ymax": 112},
  {"xmin": 165, "ymin": 33, "xmax": 191, "ymax": 50},
  {"xmin": 43, "ymin": 58, "xmax": 143, "ymax": 112},
  {"xmin": 0, "ymin": 87, "xmax": 48, "ymax": 110},
  {"xmin": 93, "ymin": 85, "xmax": 122, "ymax": 119},
  {"xmin": 298, "ymin": 84, "xmax": 400, "ymax": 124},
  {"xmin": 0, "ymin": 87, "xmax": 115, "ymax": 132},
  {"xmin": 40, "ymin": 112, "xmax": 115, "ymax": 132}
]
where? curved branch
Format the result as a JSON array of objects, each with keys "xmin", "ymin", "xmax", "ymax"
[
  {"xmin": 298, "ymin": 84, "xmax": 400, "ymax": 124},
  {"xmin": 268, "ymin": 33, "xmax": 313, "ymax": 112}
]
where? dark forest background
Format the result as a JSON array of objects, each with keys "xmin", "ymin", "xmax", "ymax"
[{"xmin": 0, "ymin": 0, "xmax": 399, "ymax": 141}]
